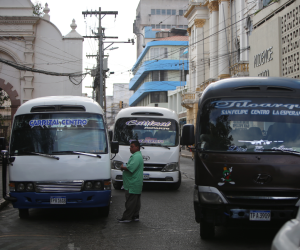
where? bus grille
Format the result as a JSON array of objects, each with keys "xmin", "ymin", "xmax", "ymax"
[
  {"xmin": 144, "ymin": 163, "xmax": 166, "ymax": 171},
  {"xmin": 35, "ymin": 181, "xmax": 84, "ymax": 193}
]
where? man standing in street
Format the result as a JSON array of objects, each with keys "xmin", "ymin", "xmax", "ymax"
[{"xmin": 118, "ymin": 140, "xmax": 144, "ymax": 223}]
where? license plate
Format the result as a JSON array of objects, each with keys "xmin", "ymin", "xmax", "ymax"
[
  {"xmin": 50, "ymin": 196, "xmax": 66, "ymax": 204},
  {"xmin": 143, "ymin": 173, "xmax": 150, "ymax": 179},
  {"xmin": 249, "ymin": 210, "xmax": 271, "ymax": 221}
]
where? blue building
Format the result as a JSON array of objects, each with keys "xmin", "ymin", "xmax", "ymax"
[{"xmin": 129, "ymin": 28, "xmax": 189, "ymax": 107}]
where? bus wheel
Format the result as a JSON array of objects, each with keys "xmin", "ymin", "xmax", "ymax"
[
  {"xmin": 98, "ymin": 205, "xmax": 110, "ymax": 217},
  {"xmin": 113, "ymin": 181, "xmax": 123, "ymax": 190},
  {"xmin": 19, "ymin": 209, "xmax": 29, "ymax": 219},
  {"xmin": 170, "ymin": 172, "xmax": 181, "ymax": 190},
  {"xmin": 200, "ymin": 219, "xmax": 215, "ymax": 239}
]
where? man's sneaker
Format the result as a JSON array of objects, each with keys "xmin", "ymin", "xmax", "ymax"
[
  {"xmin": 132, "ymin": 216, "xmax": 139, "ymax": 222},
  {"xmin": 117, "ymin": 218, "xmax": 131, "ymax": 223}
]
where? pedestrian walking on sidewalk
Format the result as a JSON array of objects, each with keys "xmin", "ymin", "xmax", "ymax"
[{"xmin": 118, "ymin": 140, "xmax": 144, "ymax": 223}]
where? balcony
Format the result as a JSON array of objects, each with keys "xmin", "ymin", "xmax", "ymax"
[
  {"xmin": 230, "ymin": 62, "xmax": 249, "ymax": 77},
  {"xmin": 181, "ymin": 92, "xmax": 198, "ymax": 109}
]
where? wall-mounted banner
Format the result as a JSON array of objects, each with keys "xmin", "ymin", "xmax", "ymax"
[
  {"xmin": 125, "ymin": 120, "xmax": 172, "ymax": 127},
  {"xmin": 29, "ymin": 119, "xmax": 88, "ymax": 128}
]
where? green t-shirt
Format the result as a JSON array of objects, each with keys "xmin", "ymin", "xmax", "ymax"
[{"xmin": 123, "ymin": 151, "xmax": 144, "ymax": 194}]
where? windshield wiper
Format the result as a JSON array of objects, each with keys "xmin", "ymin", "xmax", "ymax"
[
  {"xmin": 73, "ymin": 151, "xmax": 102, "ymax": 158},
  {"xmin": 52, "ymin": 151, "xmax": 101, "ymax": 158},
  {"xmin": 262, "ymin": 148, "xmax": 300, "ymax": 156},
  {"xmin": 141, "ymin": 143, "xmax": 170, "ymax": 149},
  {"xmin": 27, "ymin": 152, "xmax": 59, "ymax": 160}
]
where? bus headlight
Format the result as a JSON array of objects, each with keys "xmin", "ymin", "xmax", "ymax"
[
  {"xmin": 94, "ymin": 181, "xmax": 102, "ymax": 189},
  {"xmin": 112, "ymin": 160, "xmax": 123, "ymax": 170},
  {"xmin": 85, "ymin": 181, "xmax": 93, "ymax": 190},
  {"xmin": 199, "ymin": 192, "xmax": 223, "ymax": 204},
  {"xmin": 12, "ymin": 182, "xmax": 35, "ymax": 192},
  {"xmin": 17, "ymin": 183, "xmax": 25, "ymax": 191},
  {"xmin": 162, "ymin": 162, "xmax": 179, "ymax": 172},
  {"xmin": 26, "ymin": 183, "xmax": 34, "ymax": 191}
]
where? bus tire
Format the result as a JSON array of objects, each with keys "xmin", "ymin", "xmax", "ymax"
[
  {"xmin": 98, "ymin": 205, "xmax": 110, "ymax": 217},
  {"xmin": 113, "ymin": 181, "xmax": 123, "ymax": 190},
  {"xmin": 200, "ymin": 219, "xmax": 215, "ymax": 239},
  {"xmin": 19, "ymin": 209, "xmax": 29, "ymax": 219},
  {"xmin": 170, "ymin": 172, "xmax": 181, "ymax": 190}
]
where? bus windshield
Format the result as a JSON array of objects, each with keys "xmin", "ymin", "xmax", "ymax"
[
  {"xmin": 199, "ymin": 98, "xmax": 300, "ymax": 152},
  {"xmin": 10, "ymin": 113, "xmax": 107, "ymax": 155},
  {"xmin": 114, "ymin": 117, "xmax": 178, "ymax": 147}
]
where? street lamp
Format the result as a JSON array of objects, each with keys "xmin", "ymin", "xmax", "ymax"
[
  {"xmin": 135, "ymin": 33, "xmax": 145, "ymax": 48},
  {"xmin": 109, "ymin": 47, "xmax": 119, "ymax": 50}
]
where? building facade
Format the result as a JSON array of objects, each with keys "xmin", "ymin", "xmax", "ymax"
[
  {"xmin": 182, "ymin": 0, "xmax": 262, "ymax": 126},
  {"xmin": 0, "ymin": 0, "xmax": 83, "ymax": 123},
  {"xmin": 249, "ymin": 0, "xmax": 300, "ymax": 79},
  {"xmin": 129, "ymin": 34, "xmax": 189, "ymax": 108},
  {"xmin": 106, "ymin": 83, "xmax": 133, "ymax": 129},
  {"xmin": 133, "ymin": 0, "xmax": 189, "ymax": 57}
]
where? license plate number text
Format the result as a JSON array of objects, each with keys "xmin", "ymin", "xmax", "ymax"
[
  {"xmin": 249, "ymin": 210, "xmax": 271, "ymax": 221},
  {"xmin": 50, "ymin": 196, "xmax": 66, "ymax": 204}
]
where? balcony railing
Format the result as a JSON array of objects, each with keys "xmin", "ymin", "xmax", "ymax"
[
  {"xmin": 230, "ymin": 62, "xmax": 249, "ymax": 76},
  {"xmin": 181, "ymin": 92, "xmax": 197, "ymax": 109}
]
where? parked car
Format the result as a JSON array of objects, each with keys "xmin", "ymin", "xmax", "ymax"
[{"xmin": 271, "ymin": 206, "xmax": 300, "ymax": 250}]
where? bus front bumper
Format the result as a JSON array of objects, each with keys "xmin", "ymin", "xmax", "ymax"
[
  {"xmin": 111, "ymin": 169, "xmax": 180, "ymax": 183},
  {"xmin": 10, "ymin": 190, "xmax": 111, "ymax": 209}
]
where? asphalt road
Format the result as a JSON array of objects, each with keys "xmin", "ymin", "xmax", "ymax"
[{"xmin": 0, "ymin": 157, "xmax": 280, "ymax": 250}]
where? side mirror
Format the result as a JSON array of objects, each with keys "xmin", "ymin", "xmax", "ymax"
[
  {"xmin": 108, "ymin": 130, "xmax": 113, "ymax": 142},
  {"xmin": 111, "ymin": 141, "xmax": 119, "ymax": 154},
  {"xmin": 180, "ymin": 124, "xmax": 195, "ymax": 145}
]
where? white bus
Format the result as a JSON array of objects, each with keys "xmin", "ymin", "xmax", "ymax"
[
  {"xmin": 111, "ymin": 107, "xmax": 181, "ymax": 190},
  {"xmin": 2, "ymin": 96, "xmax": 119, "ymax": 218}
]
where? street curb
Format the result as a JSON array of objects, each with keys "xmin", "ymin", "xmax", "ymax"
[
  {"xmin": 0, "ymin": 198, "xmax": 9, "ymax": 210},
  {"xmin": 181, "ymin": 154, "xmax": 193, "ymax": 159}
]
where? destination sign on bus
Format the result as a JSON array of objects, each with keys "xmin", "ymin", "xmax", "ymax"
[
  {"xmin": 125, "ymin": 120, "xmax": 172, "ymax": 127},
  {"xmin": 212, "ymin": 100, "xmax": 300, "ymax": 110},
  {"xmin": 29, "ymin": 119, "xmax": 88, "ymax": 128}
]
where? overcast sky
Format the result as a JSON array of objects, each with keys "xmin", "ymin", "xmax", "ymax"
[{"xmin": 35, "ymin": 0, "xmax": 140, "ymax": 96}]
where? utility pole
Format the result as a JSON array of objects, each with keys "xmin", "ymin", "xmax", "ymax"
[
  {"xmin": 83, "ymin": 8, "xmax": 135, "ymax": 112},
  {"xmin": 82, "ymin": 8, "xmax": 118, "ymax": 108}
]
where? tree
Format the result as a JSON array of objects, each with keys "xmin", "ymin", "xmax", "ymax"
[{"xmin": 33, "ymin": 2, "xmax": 44, "ymax": 17}]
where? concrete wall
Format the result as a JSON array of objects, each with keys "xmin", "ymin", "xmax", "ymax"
[
  {"xmin": 250, "ymin": 0, "xmax": 300, "ymax": 78},
  {"xmin": 0, "ymin": 1, "xmax": 83, "ymax": 118},
  {"xmin": 249, "ymin": 17, "xmax": 281, "ymax": 77}
]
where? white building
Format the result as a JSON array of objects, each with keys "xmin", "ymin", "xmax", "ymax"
[
  {"xmin": 106, "ymin": 83, "xmax": 133, "ymax": 129},
  {"xmin": 182, "ymin": 0, "xmax": 262, "ymax": 126},
  {"xmin": 133, "ymin": 0, "xmax": 189, "ymax": 57},
  {"xmin": 0, "ymin": 0, "xmax": 83, "ymax": 120}
]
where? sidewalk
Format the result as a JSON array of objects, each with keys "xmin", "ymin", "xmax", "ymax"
[
  {"xmin": 0, "ymin": 162, "xmax": 9, "ymax": 210},
  {"xmin": 181, "ymin": 148, "xmax": 193, "ymax": 159}
]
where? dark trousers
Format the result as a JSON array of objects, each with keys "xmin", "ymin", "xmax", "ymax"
[{"xmin": 122, "ymin": 190, "xmax": 141, "ymax": 220}]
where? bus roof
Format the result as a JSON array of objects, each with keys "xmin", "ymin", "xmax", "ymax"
[
  {"xmin": 115, "ymin": 107, "xmax": 179, "ymax": 121},
  {"xmin": 15, "ymin": 96, "xmax": 103, "ymax": 115},
  {"xmin": 200, "ymin": 77, "xmax": 300, "ymax": 105}
]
